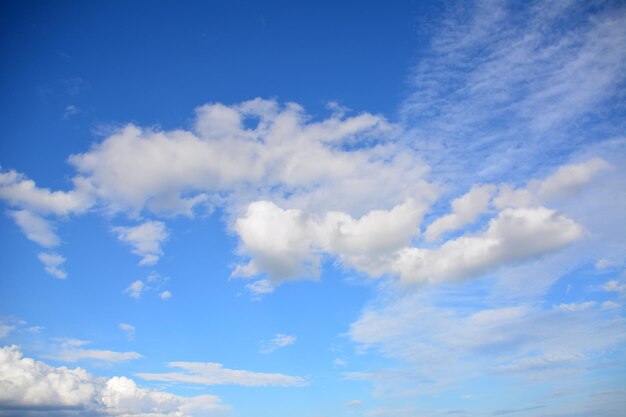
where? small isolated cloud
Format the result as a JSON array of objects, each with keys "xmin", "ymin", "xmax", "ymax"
[
  {"xmin": 63, "ymin": 105, "xmax": 79, "ymax": 119},
  {"xmin": 553, "ymin": 302, "xmax": 596, "ymax": 312},
  {"xmin": 333, "ymin": 358, "xmax": 347, "ymax": 367},
  {"xmin": 124, "ymin": 280, "xmax": 146, "ymax": 299},
  {"xmin": 0, "ymin": 324, "xmax": 15, "ymax": 339},
  {"xmin": 137, "ymin": 360, "xmax": 306, "ymax": 387},
  {"xmin": 8, "ymin": 210, "xmax": 60, "ymax": 248},
  {"xmin": 260, "ymin": 333, "xmax": 296, "ymax": 354},
  {"xmin": 119, "ymin": 323, "xmax": 135, "ymax": 340},
  {"xmin": 346, "ymin": 399, "xmax": 362, "ymax": 407},
  {"xmin": 44, "ymin": 338, "xmax": 142, "ymax": 363},
  {"xmin": 0, "ymin": 345, "xmax": 229, "ymax": 416},
  {"xmin": 37, "ymin": 252, "xmax": 67, "ymax": 279},
  {"xmin": 245, "ymin": 279, "xmax": 275, "ymax": 297},
  {"xmin": 602, "ymin": 301, "xmax": 621, "ymax": 310},
  {"xmin": 114, "ymin": 221, "xmax": 168, "ymax": 266},
  {"xmin": 160, "ymin": 290, "xmax": 172, "ymax": 300},
  {"xmin": 603, "ymin": 280, "xmax": 626, "ymax": 295}
]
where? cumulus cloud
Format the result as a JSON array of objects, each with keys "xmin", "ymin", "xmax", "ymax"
[
  {"xmin": 67, "ymin": 99, "xmax": 426, "ymax": 217},
  {"xmin": 37, "ymin": 252, "xmax": 67, "ymax": 279},
  {"xmin": 43, "ymin": 339, "xmax": 142, "ymax": 363},
  {"xmin": 137, "ymin": 361, "xmax": 306, "ymax": 387},
  {"xmin": 392, "ymin": 207, "xmax": 582, "ymax": 284},
  {"xmin": 114, "ymin": 221, "xmax": 168, "ymax": 265},
  {"xmin": 234, "ymin": 198, "xmax": 427, "ymax": 281},
  {"xmin": 260, "ymin": 334, "xmax": 296, "ymax": 354},
  {"xmin": 8, "ymin": 210, "xmax": 60, "ymax": 248},
  {"xmin": 0, "ymin": 345, "xmax": 229, "ymax": 416},
  {"xmin": 160, "ymin": 290, "xmax": 172, "ymax": 300},
  {"xmin": 0, "ymin": 169, "xmax": 91, "ymax": 216}
]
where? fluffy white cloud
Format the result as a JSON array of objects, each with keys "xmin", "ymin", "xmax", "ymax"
[
  {"xmin": 234, "ymin": 198, "xmax": 427, "ymax": 281},
  {"xmin": 44, "ymin": 339, "xmax": 142, "ymax": 363},
  {"xmin": 260, "ymin": 334, "xmax": 296, "ymax": 354},
  {"xmin": 424, "ymin": 184, "xmax": 496, "ymax": 241},
  {"xmin": 114, "ymin": 221, "xmax": 168, "ymax": 266},
  {"xmin": 392, "ymin": 207, "xmax": 582, "ymax": 284},
  {"xmin": 0, "ymin": 345, "xmax": 97, "ymax": 409},
  {"xmin": 67, "ymin": 99, "xmax": 426, "ymax": 218},
  {"xmin": 37, "ymin": 252, "xmax": 67, "ymax": 279},
  {"xmin": 0, "ymin": 345, "xmax": 229, "ymax": 416},
  {"xmin": 137, "ymin": 361, "xmax": 306, "ymax": 387},
  {"xmin": 8, "ymin": 210, "xmax": 60, "ymax": 248},
  {"xmin": 160, "ymin": 290, "xmax": 172, "ymax": 300},
  {"xmin": 0, "ymin": 170, "xmax": 91, "ymax": 216}
]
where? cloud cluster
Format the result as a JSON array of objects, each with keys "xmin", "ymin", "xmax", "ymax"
[
  {"xmin": 0, "ymin": 345, "xmax": 229, "ymax": 417},
  {"xmin": 234, "ymin": 156, "xmax": 605, "ymax": 288}
]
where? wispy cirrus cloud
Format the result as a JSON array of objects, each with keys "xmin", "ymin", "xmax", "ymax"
[
  {"xmin": 43, "ymin": 338, "xmax": 142, "ymax": 363},
  {"xmin": 260, "ymin": 333, "xmax": 297, "ymax": 354},
  {"xmin": 137, "ymin": 360, "xmax": 306, "ymax": 387}
]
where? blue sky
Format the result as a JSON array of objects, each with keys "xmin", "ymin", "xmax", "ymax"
[{"xmin": 0, "ymin": 1, "xmax": 625, "ymax": 417}]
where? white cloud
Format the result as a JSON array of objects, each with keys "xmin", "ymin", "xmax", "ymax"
[
  {"xmin": 37, "ymin": 252, "xmax": 67, "ymax": 279},
  {"xmin": 494, "ymin": 158, "xmax": 612, "ymax": 209},
  {"xmin": 0, "ymin": 345, "xmax": 229, "ymax": 416},
  {"xmin": 260, "ymin": 334, "xmax": 296, "ymax": 354},
  {"xmin": 67, "ymin": 99, "xmax": 427, "ymax": 218},
  {"xmin": 119, "ymin": 323, "xmax": 136, "ymax": 340},
  {"xmin": 44, "ymin": 339, "xmax": 142, "ymax": 363},
  {"xmin": 0, "ymin": 169, "xmax": 91, "ymax": 216},
  {"xmin": 234, "ymin": 198, "xmax": 427, "ymax": 281},
  {"xmin": 137, "ymin": 360, "xmax": 306, "ymax": 387},
  {"xmin": 402, "ymin": 0, "xmax": 626, "ymax": 185},
  {"xmin": 392, "ymin": 207, "xmax": 582, "ymax": 284},
  {"xmin": 602, "ymin": 301, "xmax": 621, "ymax": 310},
  {"xmin": 160, "ymin": 290, "xmax": 172, "ymax": 300},
  {"xmin": 8, "ymin": 210, "xmax": 60, "ymax": 248},
  {"xmin": 114, "ymin": 221, "xmax": 168, "ymax": 265},
  {"xmin": 424, "ymin": 184, "xmax": 496, "ymax": 241},
  {"xmin": 244, "ymin": 279, "xmax": 275, "ymax": 298},
  {"xmin": 603, "ymin": 280, "xmax": 626, "ymax": 296},
  {"xmin": 63, "ymin": 104, "xmax": 79, "ymax": 119},
  {"xmin": 553, "ymin": 302, "xmax": 596, "ymax": 313},
  {"xmin": 124, "ymin": 280, "xmax": 146, "ymax": 299},
  {"xmin": 345, "ymin": 399, "xmax": 362, "ymax": 407},
  {"xmin": 0, "ymin": 324, "xmax": 15, "ymax": 339},
  {"xmin": 349, "ymin": 285, "xmax": 626, "ymax": 397}
]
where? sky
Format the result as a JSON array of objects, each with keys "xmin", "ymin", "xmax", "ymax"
[{"xmin": 0, "ymin": 1, "xmax": 625, "ymax": 416}]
